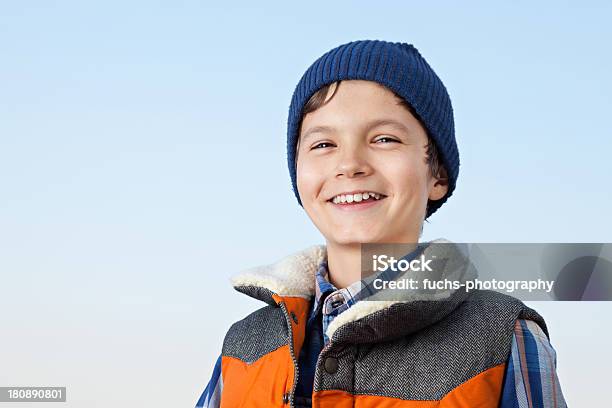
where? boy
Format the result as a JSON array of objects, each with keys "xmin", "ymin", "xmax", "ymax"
[{"xmin": 195, "ymin": 40, "xmax": 566, "ymax": 407}]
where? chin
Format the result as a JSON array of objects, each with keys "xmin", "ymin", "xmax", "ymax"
[{"xmin": 330, "ymin": 231, "xmax": 383, "ymax": 245}]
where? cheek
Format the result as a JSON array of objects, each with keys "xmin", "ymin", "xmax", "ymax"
[
  {"xmin": 385, "ymin": 157, "xmax": 430, "ymax": 198},
  {"xmin": 296, "ymin": 158, "xmax": 324, "ymax": 201}
]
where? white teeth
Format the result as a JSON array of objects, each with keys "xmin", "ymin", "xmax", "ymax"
[{"xmin": 330, "ymin": 191, "xmax": 384, "ymax": 204}]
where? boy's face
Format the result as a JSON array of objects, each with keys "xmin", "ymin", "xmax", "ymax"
[{"xmin": 296, "ymin": 80, "xmax": 448, "ymax": 245}]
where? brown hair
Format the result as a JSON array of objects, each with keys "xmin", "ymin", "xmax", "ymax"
[{"xmin": 297, "ymin": 80, "xmax": 449, "ymax": 218}]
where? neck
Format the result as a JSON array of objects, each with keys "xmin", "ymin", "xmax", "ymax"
[{"xmin": 325, "ymin": 242, "xmax": 363, "ymax": 289}]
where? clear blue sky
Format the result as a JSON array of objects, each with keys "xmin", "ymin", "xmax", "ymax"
[{"xmin": 1, "ymin": 1, "xmax": 610, "ymax": 406}]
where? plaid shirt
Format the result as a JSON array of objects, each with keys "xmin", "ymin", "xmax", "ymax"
[{"xmin": 196, "ymin": 250, "xmax": 567, "ymax": 408}]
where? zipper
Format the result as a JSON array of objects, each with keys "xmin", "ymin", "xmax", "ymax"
[{"xmin": 279, "ymin": 301, "xmax": 299, "ymax": 408}]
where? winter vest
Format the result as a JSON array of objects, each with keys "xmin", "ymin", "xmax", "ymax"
[{"xmin": 218, "ymin": 242, "xmax": 549, "ymax": 408}]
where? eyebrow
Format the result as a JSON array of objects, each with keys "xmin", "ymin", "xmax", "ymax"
[{"xmin": 301, "ymin": 118, "xmax": 412, "ymax": 143}]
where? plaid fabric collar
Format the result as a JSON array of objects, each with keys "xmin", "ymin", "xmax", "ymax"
[{"xmin": 310, "ymin": 260, "xmax": 361, "ymax": 321}]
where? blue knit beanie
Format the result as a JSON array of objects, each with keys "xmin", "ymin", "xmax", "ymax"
[{"xmin": 286, "ymin": 40, "xmax": 459, "ymax": 219}]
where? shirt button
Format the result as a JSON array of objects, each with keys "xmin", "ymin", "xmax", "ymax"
[
  {"xmin": 324, "ymin": 356, "xmax": 339, "ymax": 374},
  {"xmin": 331, "ymin": 299, "xmax": 344, "ymax": 308}
]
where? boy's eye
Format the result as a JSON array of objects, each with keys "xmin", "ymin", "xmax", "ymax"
[
  {"xmin": 374, "ymin": 136, "xmax": 400, "ymax": 144},
  {"xmin": 311, "ymin": 142, "xmax": 335, "ymax": 149}
]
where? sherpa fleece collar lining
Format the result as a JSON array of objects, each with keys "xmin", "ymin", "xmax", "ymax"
[{"xmin": 229, "ymin": 239, "xmax": 470, "ymax": 339}]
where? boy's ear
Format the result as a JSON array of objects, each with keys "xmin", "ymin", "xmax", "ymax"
[{"xmin": 428, "ymin": 173, "xmax": 449, "ymax": 201}]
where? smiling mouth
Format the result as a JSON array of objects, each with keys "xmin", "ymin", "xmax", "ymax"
[{"xmin": 327, "ymin": 191, "xmax": 388, "ymax": 205}]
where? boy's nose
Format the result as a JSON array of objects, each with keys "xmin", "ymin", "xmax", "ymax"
[{"xmin": 335, "ymin": 148, "xmax": 372, "ymax": 178}]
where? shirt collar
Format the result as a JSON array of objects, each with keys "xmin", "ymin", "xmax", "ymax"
[{"xmin": 310, "ymin": 260, "xmax": 336, "ymax": 322}]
